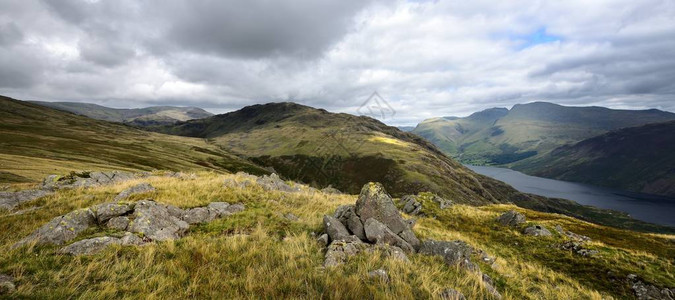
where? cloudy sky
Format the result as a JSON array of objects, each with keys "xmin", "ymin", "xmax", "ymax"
[{"xmin": 1, "ymin": 0, "xmax": 674, "ymax": 125}]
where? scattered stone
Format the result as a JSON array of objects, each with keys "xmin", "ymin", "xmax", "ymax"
[
  {"xmin": 363, "ymin": 218, "xmax": 414, "ymax": 253},
  {"xmin": 182, "ymin": 207, "xmax": 213, "ymax": 224},
  {"xmin": 439, "ymin": 288, "xmax": 466, "ymax": 300},
  {"xmin": 128, "ymin": 200, "xmax": 189, "ymax": 241},
  {"xmin": 113, "ymin": 183, "xmax": 155, "ymax": 201},
  {"xmin": 497, "ymin": 210, "xmax": 526, "ymax": 227},
  {"xmin": 432, "ymin": 195, "xmax": 453, "ymax": 209},
  {"xmin": 355, "ymin": 183, "xmax": 408, "ymax": 235},
  {"xmin": 0, "ymin": 274, "xmax": 15, "ymax": 295},
  {"xmin": 627, "ymin": 274, "xmax": 675, "ymax": 300},
  {"xmin": 482, "ymin": 273, "xmax": 502, "ymax": 299},
  {"xmin": 555, "ymin": 225, "xmax": 591, "ymax": 242},
  {"xmin": 225, "ymin": 203, "xmax": 246, "ymax": 214},
  {"xmin": 0, "ymin": 189, "xmax": 52, "ymax": 211},
  {"xmin": 371, "ymin": 244, "xmax": 410, "ymax": 263},
  {"xmin": 107, "ymin": 216, "xmax": 130, "ymax": 231},
  {"xmin": 560, "ymin": 241, "xmax": 599, "ymax": 257},
  {"xmin": 323, "ymin": 215, "xmax": 351, "ymax": 242},
  {"xmin": 92, "ymin": 202, "xmax": 134, "ymax": 223},
  {"xmin": 256, "ymin": 173, "xmax": 300, "ymax": 193},
  {"xmin": 419, "ymin": 239, "xmax": 477, "ymax": 271},
  {"xmin": 207, "ymin": 202, "xmax": 231, "ymax": 217},
  {"xmin": 523, "ymin": 225, "xmax": 552, "ymax": 237},
  {"xmin": 317, "ymin": 234, "xmax": 329, "ymax": 247},
  {"xmin": 323, "ymin": 240, "xmax": 367, "ymax": 267},
  {"xmin": 401, "ymin": 195, "xmax": 422, "ymax": 215},
  {"xmin": 14, "ymin": 208, "xmax": 96, "ymax": 248},
  {"xmin": 367, "ymin": 269, "xmax": 389, "ymax": 283},
  {"xmin": 60, "ymin": 236, "xmax": 121, "ymax": 255},
  {"xmin": 120, "ymin": 232, "xmax": 145, "ymax": 246}
]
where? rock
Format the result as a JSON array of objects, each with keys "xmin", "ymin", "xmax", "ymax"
[
  {"xmin": 224, "ymin": 178, "xmax": 254, "ymax": 189},
  {"xmin": 363, "ymin": 218, "xmax": 414, "ymax": 253},
  {"xmin": 113, "ymin": 183, "xmax": 155, "ymax": 201},
  {"xmin": 497, "ymin": 210, "xmax": 526, "ymax": 227},
  {"xmin": 323, "ymin": 240, "xmax": 366, "ymax": 267},
  {"xmin": 60, "ymin": 236, "xmax": 121, "ymax": 255},
  {"xmin": 207, "ymin": 202, "xmax": 231, "ymax": 218},
  {"xmin": 317, "ymin": 234, "xmax": 329, "ymax": 247},
  {"xmin": 482, "ymin": 273, "xmax": 502, "ymax": 299},
  {"xmin": 0, "ymin": 274, "xmax": 15, "ymax": 295},
  {"xmin": 92, "ymin": 202, "xmax": 134, "ymax": 223},
  {"xmin": 439, "ymin": 288, "xmax": 466, "ymax": 300},
  {"xmin": 321, "ymin": 186, "xmax": 342, "ymax": 194},
  {"xmin": 398, "ymin": 228, "xmax": 421, "ymax": 251},
  {"xmin": 401, "ymin": 195, "xmax": 422, "ymax": 215},
  {"xmin": 107, "ymin": 216, "xmax": 130, "ymax": 231},
  {"xmin": 371, "ymin": 244, "xmax": 410, "ymax": 263},
  {"xmin": 42, "ymin": 171, "xmax": 135, "ymax": 190},
  {"xmin": 367, "ymin": 269, "xmax": 389, "ymax": 283},
  {"xmin": 323, "ymin": 215, "xmax": 351, "ymax": 242},
  {"xmin": 128, "ymin": 200, "xmax": 189, "ymax": 241},
  {"xmin": 355, "ymin": 182, "xmax": 408, "ymax": 235},
  {"xmin": 419, "ymin": 239, "xmax": 476, "ymax": 270},
  {"xmin": 256, "ymin": 173, "xmax": 300, "ymax": 193},
  {"xmin": 432, "ymin": 195, "xmax": 453, "ymax": 209},
  {"xmin": 523, "ymin": 225, "xmax": 552, "ymax": 237},
  {"xmin": 626, "ymin": 274, "xmax": 675, "ymax": 300},
  {"xmin": 333, "ymin": 205, "xmax": 366, "ymax": 241},
  {"xmin": 560, "ymin": 241, "xmax": 598, "ymax": 257},
  {"xmin": 284, "ymin": 213, "xmax": 299, "ymax": 221},
  {"xmin": 14, "ymin": 208, "xmax": 96, "ymax": 247},
  {"xmin": 0, "ymin": 189, "xmax": 53, "ymax": 211},
  {"xmin": 225, "ymin": 203, "xmax": 245, "ymax": 214},
  {"xmin": 120, "ymin": 232, "xmax": 145, "ymax": 246},
  {"xmin": 182, "ymin": 207, "xmax": 213, "ymax": 224},
  {"xmin": 555, "ymin": 225, "xmax": 591, "ymax": 242},
  {"xmin": 405, "ymin": 218, "xmax": 417, "ymax": 229}
]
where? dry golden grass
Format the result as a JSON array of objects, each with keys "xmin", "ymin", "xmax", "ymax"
[{"xmin": 1, "ymin": 172, "xmax": 672, "ymax": 299}]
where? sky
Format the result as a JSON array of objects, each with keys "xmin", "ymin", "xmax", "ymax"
[{"xmin": 0, "ymin": 0, "xmax": 674, "ymax": 125}]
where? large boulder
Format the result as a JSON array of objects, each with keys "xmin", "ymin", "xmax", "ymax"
[
  {"xmin": 60, "ymin": 236, "xmax": 122, "ymax": 255},
  {"xmin": 323, "ymin": 215, "xmax": 351, "ymax": 242},
  {"xmin": 355, "ymin": 182, "xmax": 408, "ymax": 235},
  {"xmin": 0, "ymin": 189, "xmax": 53, "ymax": 211},
  {"xmin": 107, "ymin": 216, "xmax": 131, "ymax": 231},
  {"xmin": 497, "ymin": 210, "xmax": 526, "ymax": 227},
  {"xmin": 128, "ymin": 200, "xmax": 189, "ymax": 241},
  {"xmin": 523, "ymin": 225, "xmax": 552, "ymax": 237},
  {"xmin": 42, "ymin": 171, "xmax": 135, "ymax": 190},
  {"xmin": 113, "ymin": 183, "xmax": 155, "ymax": 201},
  {"xmin": 91, "ymin": 202, "xmax": 134, "ymax": 223},
  {"xmin": 419, "ymin": 240, "xmax": 476, "ymax": 270},
  {"xmin": 14, "ymin": 208, "xmax": 96, "ymax": 247},
  {"xmin": 333, "ymin": 205, "xmax": 366, "ymax": 240},
  {"xmin": 363, "ymin": 218, "xmax": 414, "ymax": 253}
]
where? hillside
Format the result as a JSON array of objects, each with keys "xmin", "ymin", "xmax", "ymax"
[
  {"xmin": 155, "ymin": 102, "xmax": 674, "ymax": 233},
  {"xmin": 412, "ymin": 102, "xmax": 675, "ymax": 165},
  {"xmin": 0, "ymin": 95, "xmax": 267, "ymax": 183},
  {"xmin": 1, "ymin": 171, "xmax": 673, "ymax": 299},
  {"xmin": 512, "ymin": 121, "xmax": 675, "ymax": 198},
  {"xmin": 30, "ymin": 101, "xmax": 213, "ymax": 126}
]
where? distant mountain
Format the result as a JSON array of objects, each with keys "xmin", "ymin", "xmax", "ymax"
[
  {"xmin": 30, "ymin": 101, "xmax": 213, "ymax": 126},
  {"xmin": 513, "ymin": 120, "xmax": 675, "ymax": 197},
  {"xmin": 412, "ymin": 102, "xmax": 675, "ymax": 165},
  {"xmin": 397, "ymin": 126, "xmax": 416, "ymax": 132}
]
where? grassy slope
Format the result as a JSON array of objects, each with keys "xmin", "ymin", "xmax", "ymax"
[
  {"xmin": 413, "ymin": 102, "xmax": 675, "ymax": 165},
  {"xmin": 1, "ymin": 172, "xmax": 673, "ymax": 299},
  {"xmin": 0, "ymin": 96, "xmax": 268, "ymax": 182},
  {"xmin": 512, "ymin": 121, "xmax": 675, "ymax": 197}
]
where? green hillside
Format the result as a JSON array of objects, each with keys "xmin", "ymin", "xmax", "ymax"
[
  {"xmin": 0, "ymin": 95, "xmax": 267, "ymax": 182},
  {"xmin": 512, "ymin": 120, "xmax": 675, "ymax": 197},
  {"xmin": 30, "ymin": 101, "xmax": 213, "ymax": 126}
]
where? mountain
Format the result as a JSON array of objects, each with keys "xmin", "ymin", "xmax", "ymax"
[
  {"xmin": 397, "ymin": 126, "xmax": 416, "ymax": 132},
  {"xmin": 30, "ymin": 101, "xmax": 213, "ymax": 126},
  {"xmin": 0, "ymin": 95, "xmax": 267, "ymax": 183},
  {"xmin": 412, "ymin": 102, "xmax": 675, "ymax": 165},
  {"xmin": 155, "ymin": 102, "xmax": 674, "ymax": 233},
  {"xmin": 513, "ymin": 120, "xmax": 675, "ymax": 197}
]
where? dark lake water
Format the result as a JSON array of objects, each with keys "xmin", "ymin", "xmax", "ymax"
[{"xmin": 467, "ymin": 165, "xmax": 675, "ymax": 227}]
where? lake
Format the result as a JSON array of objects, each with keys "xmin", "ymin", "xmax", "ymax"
[{"xmin": 467, "ymin": 165, "xmax": 675, "ymax": 227}]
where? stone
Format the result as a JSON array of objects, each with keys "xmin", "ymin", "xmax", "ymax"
[
  {"xmin": 317, "ymin": 234, "xmax": 329, "ymax": 247},
  {"xmin": 333, "ymin": 205, "xmax": 366, "ymax": 240},
  {"xmin": 433, "ymin": 195, "xmax": 453, "ymax": 209},
  {"xmin": 113, "ymin": 183, "xmax": 155, "ymax": 201},
  {"xmin": 324, "ymin": 240, "xmax": 366, "ymax": 267},
  {"xmin": 120, "ymin": 232, "xmax": 145, "ymax": 246},
  {"xmin": 368, "ymin": 269, "xmax": 389, "ymax": 283},
  {"xmin": 225, "ymin": 203, "xmax": 245, "ymax": 214},
  {"xmin": 92, "ymin": 202, "xmax": 134, "ymax": 223},
  {"xmin": 14, "ymin": 208, "xmax": 96, "ymax": 247},
  {"xmin": 523, "ymin": 225, "xmax": 552, "ymax": 237},
  {"xmin": 128, "ymin": 200, "xmax": 189, "ymax": 241},
  {"xmin": 401, "ymin": 195, "xmax": 422, "ymax": 215},
  {"xmin": 0, "ymin": 274, "xmax": 15, "ymax": 295},
  {"xmin": 256, "ymin": 173, "xmax": 300, "ymax": 193},
  {"xmin": 355, "ymin": 183, "xmax": 408, "ymax": 235},
  {"xmin": 482, "ymin": 273, "xmax": 502, "ymax": 299},
  {"xmin": 0, "ymin": 189, "xmax": 52, "ymax": 211},
  {"xmin": 372, "ymin": 244, "xmax": 410, "ymax": 263},
  {"xmin": 405, "ymin": 218, "xmax": 417, "ymax": 229},
  {"xmin": 627, "ymin": 274, "xmax": 675, "ymax": 300},
  {"xmin": 363, "ymin": 218, "xmax": 414, "ymax": 253},
  {"xmin": 224, "ymin": 178, "xmax": 254, "ymax": 189},
  {"xmin": 497, "ymin": 210, "xmax": 526, "ymax": 227},
  {"xmin": 182, "ymin": 207, "xmax": 213, "ymax": 224},
  {"xmin": 323, "ymin": 215, "xmax": 351, "ymax": 242},
  {"xmin": 419, "ymin": 240, "xmax": 475, "ymax": 269},
  {"xmin": 284, "ymin": 213, "xmax": 299, "ymax": 221},
  {"xmin": 43, "ymin": 171, "xmax": 135, "ymax": 190},
  {"xmin": 106, "ymin": 216, "xmax": 130, "ymax": 231},
  {"xmin": 439, "ymin": 288, "xmax": 466, "ymax": 300},
  {"xmin": 555, "ymin": 225, "xmax": 591, "ymax": 242},
  {"xmin": 560, "ymin": 241, "xmax": 598, "ymax": 257},
  {"xmin": 321, "ymin": 186, "xmax": 342, "ymax": 194},
  {"xmin": 60, "ymin": 236, "xmax": 121, "ymax": 255},
  {"xmin": 398, "ymin": 228, "xmax": 421, "ymax": 251}
]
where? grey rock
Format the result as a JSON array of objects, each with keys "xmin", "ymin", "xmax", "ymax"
[
  {"xmin": 256, "ymin": 173, "xmax": 300, "ymax": 193},
  {"xmin": 439, "ymin": 288, "xmax": 466, "ymax": 300},
  {"xmin": 207, "ymin": 202, "xmax": 231, "ymax": 217},
  {"xmin": 0, "ymin": 274, "xmax": 15, "ymax": 295},
  {"xmin": 497, "ymin": 210, "xmax": 526, "ymax": 227},
  {"xmin": 182, "ymin": 207, "xmax": 213, "ymax": 224},
  {"xmin": 482, "ymin": 273, "xmax": 502, "ymax": 299},
  {"xmin": 333, "ymin": 205, "xmax": 353, "ymax": 225},
  {"xmin": 323, "ymin": 215, "xmax": 351, "ymax": 242},
  {"xmin": 321, "ymin": 186, "xmax": 342, "ymax": 194},
  {"xmin": 363, "ymin": 218, "xmax": 414, "ymax": 253},
  {"xmin": 324, "ymin": 240, "xmax": 366, "ymax": 267},
  {"xmin": 560, "ymin": 241, "xmax": 598, "ymax": 257},
  {"xmin": 405, "ymin": 218, "xmax": 417, "ymax": 229},
  {"xmin": 355, "ymin": 183, "xmax": 408, "ymax": 235},
  {"xmin": 113, "ymin": 183, "xmax": 155, "ymax": 201},
  {"xmin": 627, "ymin": 274, "xmax": 675, "ymax": 300},
  {"xmin": 317, "ymin": 234, "xmax": 329, "ymax": 247},
  {"xmin": 60, "ymin": 236, "xmax": 121, "ymax": 255},
  {"xmin": 523, "ymin": 225, "xmax": 552, "ymax": 237},
  {"xmin": 128, "ymin": 200, "xmax": 189, "ymax": 241},
  {"xmin": 92, "ymin": 202, "xmax": 134, "ymax": 223},
  {"xmin": 225, "ymin": 203, "xmax": 245, "ymax": 214},
  {"xmin": 398, "ymin": 228, "xmax": 421, "ymax": 251},
  {"xmin": 432, "ymin": 195, "xmax": 453, "ymax": 209},
  {"xmin": 14, "ymin": 208, "xmax": 96, "ymax": 247},
  {"xmin": 333, "ymin": 205, "xmax": 366, "ymax": 240},
  {"xmin": 401, "ymin": 195, "xmax": 422, "ymax": 215},
  {"xmin": 106, "ymin": 216, "xmax": 130, "ymax": 231},
  {"xmin": 43, "ymin": 171, "xmax": 135, "ymax": 190},
  {"xmin": 368, "ymin": 269, "xmax": 389, "ymax": 283},
  {"xmin": 555, "ymin": 225, "xmax": 591, "ymax": 242},
  {"xmin": 120, "ymin": 232, "xmax": 145, "ymax": 246},
  {"xmin": 419, "ymin": 239, "xmax": 476, "ymax": 270},
  {"xmin": 224, "ymin": 178, "xmax": 254, "ymax": 189},
  {"xmin": 371, "ymin": 244, "xmax": 410, "ymax": 263},
  {"xmin": 0, "ymin": 189, "xmax": 52, "ymax": 211}
]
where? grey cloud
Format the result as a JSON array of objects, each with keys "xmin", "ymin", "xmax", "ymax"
[{"xmin": 0, "ymin": 22, "xmax": 23, "ymax": 46}]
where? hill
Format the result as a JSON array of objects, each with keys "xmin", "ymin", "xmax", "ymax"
[
  {"xmin": 155, "ymin": 102, "xmax": 674, "ymax": 233},
  {"xmin": 30, "ymin": 101, "xmax": 213, "ymax": 126},
  {"xmin": 512, "ymin": 120, "xmax": 675, "ymax": 198},
  {"xmin": 0, "ymin": 95, "xmax": 267, "ymax": 183},
  {"xmin": 412, "ymin": 102, "xmax": 675, "ymax": 165}
]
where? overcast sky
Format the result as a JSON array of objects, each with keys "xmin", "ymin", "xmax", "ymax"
[{"xmin": 1, "ymin": 0, "xmax": 674, "ymax": 125}]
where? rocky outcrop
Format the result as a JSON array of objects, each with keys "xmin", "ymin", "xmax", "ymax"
[
  {"xmin": 419, "ymin": 240, "xmax": 477, "ymax": 271},
  {"xmin": 523, "ymin": 225, "xmax": 552, "ymax": 237},
  {"xmin": 256, "ymin": 173, "xmax": 301, "ymax": 193},
  {"xmin": 399, "ymin": 193, "xmax": 452, "ymax": 216},
  {"xmin": 113, "ymin": 183, "xmax": 155, "ymax": 201},
  {"xmin": 14, "ymin": 208, "xmax": 97, "ymax": 248},
  {"xmin": 497, "ymin": 210, "xmax": 526, "ymax": 227},
  {"xmin": 355, "ymin": 183, "xmax": 409, "ymax": 235},
  {"xmin": 92, "ymin": 202, "xmax": 135, "ymax": 223},
  {"xmin": 401, "ymin": 195, "xmax": 422, "ymax": 215},
  {"xmin": 0, "ymin": 274, "xmax": 15, "ymax": 295},
  {"xmin": 559, "ymin": 241, "xmax": 599, "ymax": 257},
  {"xmin": 439, "ymin": 288, "xmax": 466, "ymax": 300},
  {"xmin": 60, "ymin": 236, "xmax": 123, "ymax": 255},
  {"xmin": 0, "ymin": 189, "xmax": 52, "ymax": 211},
  {"xmin": 554, "ymin": 225, "xmax": 591, "ymax": 242},
  {"xmin": 128, "ymin": 200, "xmax": 189, "ymax": 241},
  {"xmin": 627, "ymin": 274, "xmax": 675, "ymax": 300}
]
